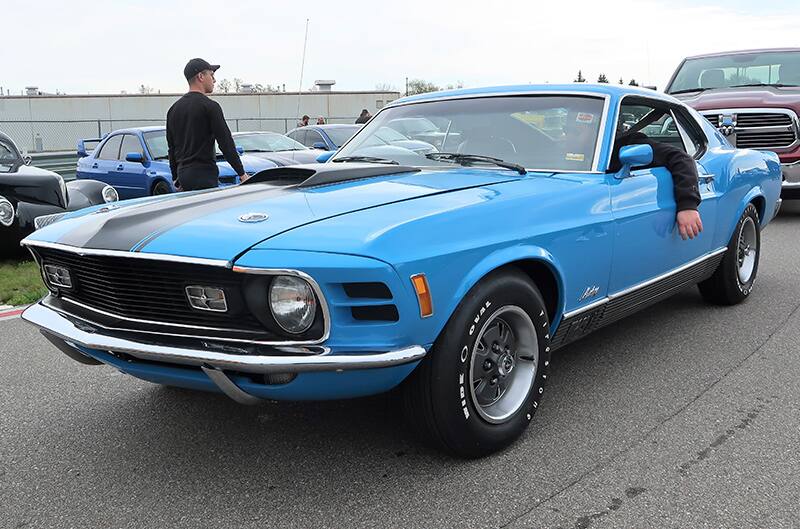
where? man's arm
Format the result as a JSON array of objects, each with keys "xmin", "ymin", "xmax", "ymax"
[
  {"xmin": 649, "ymin": 140, "xmax": 703, "ymax": 239},
  {"xmin": 208, "ymin": 101, "xmax": 246, "ymax": 178},
  {"xmin": 165, "ymin": 110, "xmax": 180, "ymax": 188}
]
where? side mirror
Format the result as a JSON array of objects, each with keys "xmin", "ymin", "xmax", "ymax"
[
  {"xmin": 22, "ymin": 152, "xmax": 32, "ymax": 166},
  {"xmin": 236, "ymin": 145, "xmax": 244, "ymax": 155},
  {"xmin": 617, "ymin": 144, "xmax": 653, "ymax": 178},
  {"xmin": 312, "ymin": 142, "xmax": 328, "ymax": 150},
  {"xmin": 125, "ymin": 152, "xmax": 144, "ymax": 163},
  {"xmin": 316, "ymin": 150, "xmax": 336, "ymax": 163}
]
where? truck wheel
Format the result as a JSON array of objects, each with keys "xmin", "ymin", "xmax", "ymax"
[
  {"xmin": 698, "ymin": 203, "xmax": 760, "ymax": 305},
  {"xmin": 402, "ymin": 269, "xmax": 550, "ymax": 458}
]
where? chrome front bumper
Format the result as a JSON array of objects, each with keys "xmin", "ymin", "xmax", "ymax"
[
  {"xmin": 782, "ymin": 161, "xmax": 800, "ymax": 189},
  {"xmin": 22, "ymin": 302, "xmax": 426, "ymax": 376}
]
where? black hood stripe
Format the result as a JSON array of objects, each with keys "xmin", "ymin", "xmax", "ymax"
[{"xmin": 56, "ymin": 184, "xmax": 297, "ymax": 251}]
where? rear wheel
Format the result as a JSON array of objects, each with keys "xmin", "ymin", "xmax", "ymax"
[
  {"xmin": 152, "ymin": 180, "xmax": 172, "ymax": 195},
  {"xmin": 698, "ymin": 203, "xmax": 760, "ymax": 305},
  {"xmin": 402, "ymin": 269, "xmax": 550, "ymax": 458}
]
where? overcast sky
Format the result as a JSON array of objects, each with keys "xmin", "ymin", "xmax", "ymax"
[{"xmin": 2, "ymin": 0, "xmax": 798, "ymax": 96}]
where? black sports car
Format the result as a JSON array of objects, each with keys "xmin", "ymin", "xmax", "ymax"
[{"xmin": 1, "ymin": 131, "xmax": 118, "ymax": 257}]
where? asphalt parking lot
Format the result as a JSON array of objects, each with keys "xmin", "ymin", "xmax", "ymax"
[{"xmin": 2, "ymin": 204, "xmax": 799, "ymax": 529}]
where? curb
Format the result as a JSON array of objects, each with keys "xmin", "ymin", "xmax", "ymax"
[{"xmin": 0, "ymin": 305, "xmax": 28, "ymax": 320}]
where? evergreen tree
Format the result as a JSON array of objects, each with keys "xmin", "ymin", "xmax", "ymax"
[
  {"xmin": 597, "ymin": 74, "xmax": 609, "ymax": 83},
  {"xmin": 574, "ymin": 70, "xmax": 586, "ymax": 83},
  {"xmin": 629, "ymin": 79, "xmax": 639, "ymax": 86}
]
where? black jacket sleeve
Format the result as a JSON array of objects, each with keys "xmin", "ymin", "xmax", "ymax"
[
  {"xmin": 208, "ymin": 100, "xmax": 245, "ymax": 176},
  {"xmin": 165, "ymin": 108, "xmax": 179, "ymax": 186},
  {"xmin": 614, "ymin": 132, "xmax": 701, "ymax": 211}
]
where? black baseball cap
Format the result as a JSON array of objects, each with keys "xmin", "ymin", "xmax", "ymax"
[{"xmin": 184, "ymin": 58, "xmax": 220, "ymax": 80}]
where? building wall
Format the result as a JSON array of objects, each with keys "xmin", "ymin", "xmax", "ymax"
[{"xmin": 0, "ymin": 91, "xmax": 399, "ymax": 152}]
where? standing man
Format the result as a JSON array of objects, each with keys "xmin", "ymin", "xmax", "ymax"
[
  {"xmin": 166, "ymin": 58, "xmax": 247, "ymax": 191},
  {"xmin": 355, "ymin": 109, "xmax": 372, "ymax": 124}
]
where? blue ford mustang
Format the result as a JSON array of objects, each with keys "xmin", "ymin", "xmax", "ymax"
[
  {"xmin": 23, "ymin": 85, "xmax": 781, "ymax": 457},
  {"xmin": 76, "ymin": 126, "xmax": 276, "ymax": 199}
]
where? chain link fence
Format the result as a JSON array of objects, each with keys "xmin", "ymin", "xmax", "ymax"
[{"xmin": 0, "ymin": 117, "xmax": 357, "ymax": 153}]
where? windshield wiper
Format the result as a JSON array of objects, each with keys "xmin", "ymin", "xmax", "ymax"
[
  {"xmin": 332, "ymin": 156, "xmax": 399, "ymax": 165},
  {"xmin": 425, "ymin": 152, "xmax": 527, "ymax": 175},
  {"xmin": 669, "ymin": 87, "xmax": 714, "ymax": 95},
  {"xmin": 728, "ymin": 83, "xmax": 800, "ymax": 88}
]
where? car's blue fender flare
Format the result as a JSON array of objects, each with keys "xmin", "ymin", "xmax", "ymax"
[
  {"xmin": 440, "ymin": 244, "xmax": 566, "ymax": 332},
  {"xmin": 735, "ymin": 186, "xmax": 767, "ymax": 230}
]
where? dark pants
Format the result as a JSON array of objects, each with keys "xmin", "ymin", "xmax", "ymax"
[{"xmin": 177, "ymin": 165, "xmax": 219, "ymax": 191}]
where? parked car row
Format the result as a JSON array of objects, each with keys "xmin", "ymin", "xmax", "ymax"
[{"xmin": 74, "ymin": 123, "xmax": 438, "ymax": 197}]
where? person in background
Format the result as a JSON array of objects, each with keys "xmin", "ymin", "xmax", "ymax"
[
  {"xmin": 297, "ymin": 115, "xmax": 310, "ymax": 127},
  {"xmin": 317, "ymin": 116, "xmax": 326, "ymax": 125},
  {"xmin": 166, "ymin": 58, "xmax": 246, "ymax": 191},
  {"xmin": 355, "ymin": 109, "xmax": 372, "ymax": 124}
]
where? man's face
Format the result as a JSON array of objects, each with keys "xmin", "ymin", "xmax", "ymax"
[{"xmin": 197, "ymin": 69, "xmax": 216, "ymax": 93}]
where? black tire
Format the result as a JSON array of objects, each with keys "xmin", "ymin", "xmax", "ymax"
[
  {"xmin": 698, "ymin": 203, "xmax": 760, "ymax": 305},
  {"xmin": 402, "ymin": 268, "xmax": 551, "ymax": 458},
  {"xmin": 151, "ymin": 180, "xmax": 172, "ymax": 196}
]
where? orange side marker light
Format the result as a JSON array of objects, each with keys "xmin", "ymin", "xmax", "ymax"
[{"xmin": 411, "ymin": 273, "xmax": 433, "ymax": 318}]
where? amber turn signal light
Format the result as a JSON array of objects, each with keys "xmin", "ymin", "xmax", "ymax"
[{"xmin": 411, "ymin": 273, "xmax": 433, "ymax": 318}]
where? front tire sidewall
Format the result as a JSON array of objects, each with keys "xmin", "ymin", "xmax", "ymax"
[{"xmin": 427, "ymin": 271, "xmax": 550, "ymax": 456}]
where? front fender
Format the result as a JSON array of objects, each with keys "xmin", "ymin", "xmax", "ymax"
[{"xmin": 440, "ymin": 245, "xmax": 565, "ymax": 332}]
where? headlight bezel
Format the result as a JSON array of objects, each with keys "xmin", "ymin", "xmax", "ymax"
[
  {"xmin": 0, "ymin": 196, "xmax": 15, "ymax": 227},
  {"xmin": 268, "ymin": 275, "xmax": 317, "ymax": 334},
  {"xmin": 101, "ymin": 185, "xmax": 119, "ymax": 203}
]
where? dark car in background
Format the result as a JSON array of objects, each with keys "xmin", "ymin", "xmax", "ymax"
[
  {"xmin": 286, "ymin": 124, "xmax": 361, "ymax": 151},
  {"xmin": 666, "ymin": 48, "xmax": 800, "ymax": 197},
  {"xmin": 1, "ymin": 131, "xmax": 117, "ymax": 257},
  {"xmin": 76, "ymin": 127, "xmax": 276, "ymax": 199},
  {"xmin": 232, "ymin": 131, "xmax": 319, "ymax": 166}
]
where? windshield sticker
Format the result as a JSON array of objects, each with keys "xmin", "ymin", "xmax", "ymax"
[
  {"xmin": 565, "ymin": 152, "xmax": 585, "ymax": 162},
  {"xmin": 576, "ymin": 113, "xmax": 595, "ymax": 124}
]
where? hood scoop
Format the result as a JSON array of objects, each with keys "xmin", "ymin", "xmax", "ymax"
[{"xmin": 243, "ymin": 163, "xmax": 420, "ymax": 188}]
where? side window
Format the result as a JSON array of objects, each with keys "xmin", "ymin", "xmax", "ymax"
[
  {"xmin": 288, "ymin": 130, "xmax": 306, "ymax": 145},
  {"xmin": 670, "ymin": 108, "xmax": 706, "ymax": 159},
  {"xmin": 97, "ymin": 135, "xmax": 123, "ymax": 160},
  {"xmin": 120, "ymin": 134, "xmax": 144, "ymax": 159},
  {"xmin": 305, "ymin": 131, "xmax": 324, "ymax": 147}
]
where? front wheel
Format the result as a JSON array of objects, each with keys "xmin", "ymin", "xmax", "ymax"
[
  {"xmin": 698, "ymin": 203, "xmax": 761, "ymax": 305},
  {"xmin": 402, "ymin": 269, "xmax": 551, "ymax": 458}
]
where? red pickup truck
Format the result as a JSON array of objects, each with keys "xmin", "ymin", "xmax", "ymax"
[{"xmin": 666, "ymin": 48, "xmax": 800, "ymax": 198}]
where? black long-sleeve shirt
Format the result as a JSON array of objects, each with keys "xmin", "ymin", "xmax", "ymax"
[
  {"xmin": 166, "ymin": 92, "xmax": 244, "ymax": 186},
  {"xmin": 610, "ymin": 132, "xmax": 701, "ymax": 211}
]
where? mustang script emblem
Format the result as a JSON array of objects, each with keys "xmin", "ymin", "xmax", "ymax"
[
  {"xmin": 238, "ymin": 212, "xmax": 269, "ymax": 223},
  {"xmin": 579, "ymin": 285, "xmax": 600, "ymax": 302}
]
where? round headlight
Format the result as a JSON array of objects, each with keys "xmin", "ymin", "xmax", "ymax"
[
  {"xmin": 102, "ymin": 185, "xmax": 119, "ymax": 203},
  {"xmin": 0, "ymin": 196, "xmax": 15, "ymax": 227},
  {"xmin": 269, "ymin": 275, "xmax": 316, "ymax": 334}
]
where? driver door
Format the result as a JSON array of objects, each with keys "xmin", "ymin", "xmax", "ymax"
[{"xmin": 608, "ymin": 102, "xmax": 717, "ymax": 294}]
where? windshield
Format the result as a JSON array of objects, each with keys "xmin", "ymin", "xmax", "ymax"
[
  {"xmin": 668, "ymin": 50, "xmax": 800, "ymax": 93},
  {"xmin": 143, "ymin": 130, "xmax": 168, "ymax": 159},
  {"xmin": 324, "ymin": 126, "xmax": 361, "ymax": 147},
  {"xmin": 234, "ymin": 133, "xmax": 307, "ymax": 152},
  {"xmin": 332, "ymin": 95, "xmax": 606, "ymax": 171}
]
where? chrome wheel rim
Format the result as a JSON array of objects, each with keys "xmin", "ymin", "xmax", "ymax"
[
  {"xmin": 468, "ymin": 305, "xmax": 538, "ymax": 424},
  {"xmin": 737, "ymin": 217, "xmax": 757, "ymax": 284}
]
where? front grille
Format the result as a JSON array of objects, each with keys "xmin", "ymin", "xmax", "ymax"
[
  {"xmin": 34, "ymin": 247, "xmax": 264, "ymax": 332},
  {"xmin": 735, "ymin": 113, "xmax": 793, "ymax": 127},
  {"xmin": 702, "ymin": 109, "xmax": 798, "ymax": 150},
  {"xmin": 737, "ymin": 131, "xmax": 797, "ymax": 149}
]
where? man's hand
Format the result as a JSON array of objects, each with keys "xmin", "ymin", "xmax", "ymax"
[
  {"xmin": 240, "ymin": 173, "xmax": 250, "ymax": 183},
  {"xmin": 677, "ymin": 209, "xmax": 703, "ymax": 240},
  {"xmin": 174, "ymin": 181, "xmax": 182, "ymax": 192}
]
